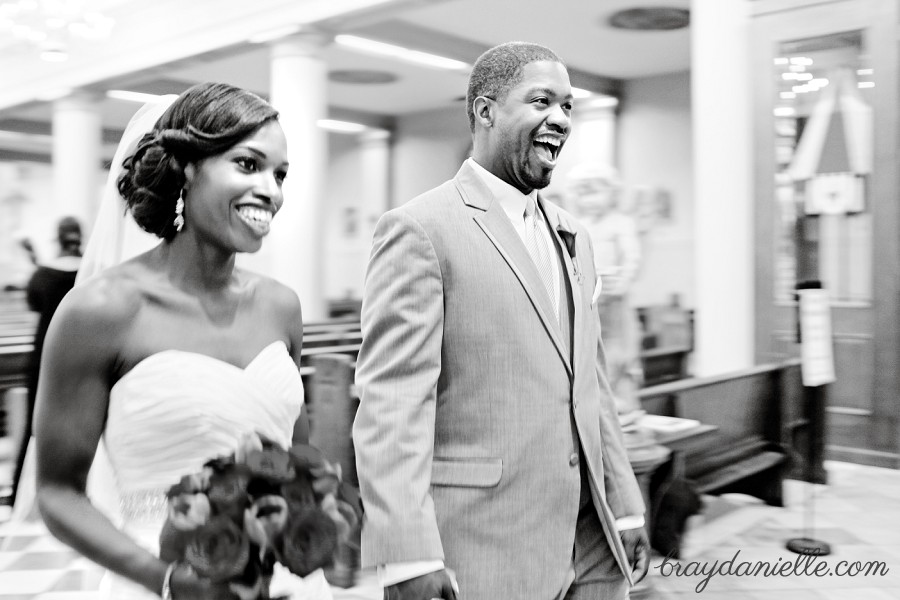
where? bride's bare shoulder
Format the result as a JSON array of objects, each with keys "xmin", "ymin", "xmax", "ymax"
[
  {"xmin": 58, "ymin": 262, "xmax": 153, "ymax": 329},
  {"xmin": 247, "ymin": 271, "xmax": 301, "ymax": 314}
]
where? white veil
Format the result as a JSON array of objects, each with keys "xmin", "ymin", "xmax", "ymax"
[
  {"xmin": 77, "ymin": 95, "xmax": 178, "ymax": 284},
  {"xmin": 7, "ymin": 95, "xmax": 178, "ymax": 528}
]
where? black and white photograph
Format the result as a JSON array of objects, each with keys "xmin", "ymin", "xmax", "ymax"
[{"xmin": 0, "ymin": 1, "xmax": 898, "ymax": 599}]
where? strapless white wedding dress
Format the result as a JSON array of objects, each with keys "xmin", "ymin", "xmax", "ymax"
[{"xmin": 97, "ymin": 340, "xmax": 333, "ymax": 599}]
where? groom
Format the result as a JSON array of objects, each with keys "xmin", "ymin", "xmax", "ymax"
[{"xmin": 353, "ymin": 41, "xmax": 648, "ymax": 600}]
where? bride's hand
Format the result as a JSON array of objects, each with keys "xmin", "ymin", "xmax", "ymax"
[{"xmin": 170, "ymin": 564, "xmax": 240, "ymax": 600}]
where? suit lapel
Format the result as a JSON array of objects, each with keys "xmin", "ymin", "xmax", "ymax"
[
  {"xmin": 453, "ymin": 163, "xmax": 572, "ymax": 376},
  {"xmin": 542, "ymin": 200, "xmax": 585, "ymax": 378}
]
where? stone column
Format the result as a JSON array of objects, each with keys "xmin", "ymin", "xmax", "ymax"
[
  {"xmin": 52, "ymin": 91, "xmax": 103, "ymax": 235},
  {"xmin": 356, "ymin": 128, "xmax": 390, "ymax": 286},
  {"xmin": 692, "ymin": 0, "xmax": 754, "ymax": 375},
  {"xmin": 244, "ymin": 29, "xmax": 331, "ymax": 320}
]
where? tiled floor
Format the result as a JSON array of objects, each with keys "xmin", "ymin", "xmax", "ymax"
[
  {"xmin": 646, "ymin": 460, "xmax": 900, "ymax": 599},
  {"xmin": 1, "ymin": 459, "xmax": 898, "ymax": 599}
]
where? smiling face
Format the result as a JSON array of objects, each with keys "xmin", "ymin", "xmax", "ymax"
[
  {"xmin": 480, "ymin": 60, "xmax": 573, "ymax": 194},
  {"xmin": 182, "ymin": 120, "xmax": 289, "ymax": 253}
]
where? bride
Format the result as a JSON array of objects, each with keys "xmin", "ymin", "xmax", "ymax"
[{"xmin": 29, "ymin": 82, "xmax": 332, "ymax": 599}]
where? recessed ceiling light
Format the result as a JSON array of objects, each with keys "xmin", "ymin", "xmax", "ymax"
[
  {"xmin": 585, "ymin": 95, "xmax": 619, "ymax": 109},
  {"xmin": 334, "ymin": 34, "xmax": 469, "ymax": 71},
  {"xmin": 106, "ymin": 90, "xmax": 165, "ymax": 103},
  {"xmin": 247, "ymin": 24, "xmax": 302, "ymax": 44},
  {"xmin": 607, "ymin": 7, "xmax": 690, "ymax": 31},
  {"xmin": 317, "ymin": 119, "xmax": 368, "ymax": 134},
  {"xmin": 329, "ymin": 69, "xmax": 398, "ymax": 84},
  {"xmin": 572, "ymin": 87, "xmax": 592, "ymax": 99},
  {"xmin": 35, "ymin": 86, "xmax": 73, "ymax": 101},
  {"xmin": 40, "ymin": 47, "xmax": 68, "ymax": 62}
]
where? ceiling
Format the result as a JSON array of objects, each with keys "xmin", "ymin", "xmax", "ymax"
[{"xmin": 0, "ymin": 0, "xmax": 691, "ymax": 153}]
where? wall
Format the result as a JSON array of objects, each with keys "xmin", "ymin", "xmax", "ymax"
[
  {"xmin": 617, "ymin": 70, "xmax": 695, "ymax": 310},
  {"xmin": 321, "ymin": 131, "xmax": 391, "ymax": 305},
  {"xmin": 390, "ymin": 105, "xmax": 471, "ymax": 208},
  {"xmin": 322, "ymin": 134, "xmax": 367, "ymax": 302},
  {"xmin": 316, "ymin": 105, "xmax": 470, "ymax": 307}
]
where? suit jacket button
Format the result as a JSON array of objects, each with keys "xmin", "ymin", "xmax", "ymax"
[{"xmin": 569, "ymin": 453, "xmax": 579, "ymax": 467}]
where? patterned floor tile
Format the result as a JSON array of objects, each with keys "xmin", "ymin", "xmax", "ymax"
[
  {"xmin": 6, "ymin": 552, "xmax": 82, "ymax": 571},
  {"xmin": 0, "ymin": 537, "xmax": 41, "ymax": 553},
  {"xmin": 0, "ymin": 570, "xmax": 61, "ymax": 595},
  {"xmin": 50, "ymin": 569, "xmax": 104, "ymax": 592}
]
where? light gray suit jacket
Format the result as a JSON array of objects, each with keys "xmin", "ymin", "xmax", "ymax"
[{"xmin": 353, "ymin": 161, "xmax": 645, "ymax": 600}]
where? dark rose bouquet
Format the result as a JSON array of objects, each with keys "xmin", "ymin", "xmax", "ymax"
[{"xmin": 159, "ymin": 433, "xmax": 362, "ymax": 599}]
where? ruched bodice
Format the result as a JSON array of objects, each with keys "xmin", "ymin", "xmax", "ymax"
[{"xmin": 104, "ymin": 340, "xmax": 304, "ymax": 494}]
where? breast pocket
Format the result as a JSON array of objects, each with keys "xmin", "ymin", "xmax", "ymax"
[{"xmin": 431, "ymin": 457, "xmax": 503, "ymax": 488}]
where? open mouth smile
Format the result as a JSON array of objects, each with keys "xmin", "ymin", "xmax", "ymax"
[
  {"xmin": 533, "ymin": 134, "xmax": 562, "ymax": 165},
  {"xmin": 236, "ymin": 205, "xmax": 274, "ymax": 236}
]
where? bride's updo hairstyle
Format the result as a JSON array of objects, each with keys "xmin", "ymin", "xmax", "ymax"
[{"xmin": 117, "ymin": 82, "xmax": 279, "ymax": 240}]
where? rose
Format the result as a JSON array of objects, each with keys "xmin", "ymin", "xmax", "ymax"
[
  {"xmin": 281, "ymin": 475, "xmax": 316, "ymax": 512},
  {"xmin": 279, "ymin": 506, "xmax": 338, "ymax": 577},
  {"xmin": 207, "ymin": 467, "xmax": 251, "ymax": 521},
  {"xmin": 310, "ymin": 460, "xmax": 341, "ymax": 497},
  {"xmin": 243, "ymin": 447, "xmax": 295, "ymax": 483},
  {"xmin": 167, "ymin": 468, "xmax": 213, "ymax": 497},
  {"xmin": 288, "ymin": 444, "xmax": 342, "ymax": 499},
  {"xmin": 228, "ymin": 545, "xmax": 268, "ymax": 600},
  {"xmin": 184, "ymin": 515, "xmax": 251, "ymax": 582},
  {"xmin": 167, "ymin": 493, "xmax": 212, "ymax": 531},
  {"xmin": 319, "ymin": 493, "xmax": 353, "ymax": 543},
  {"xmin": 204, "ymin": 455, "xmax": 237, "ymax": 473},
  {"xmin": 159, "ymin": 492, "xmax": 212, "ymax": 562},
  {"xmin": 243, "ymin": 507, "xmax": 270, "ymax": 556},
  {"xmin": 250, "ymin": 494, "xmax": 290, "ymax": 544},
  {"xmin": 288, "ymin": 444, "xmax": 328, "ymax": 474}
]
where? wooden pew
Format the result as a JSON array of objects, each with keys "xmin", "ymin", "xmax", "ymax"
[
  {"xmin": 637, "ymin": 303, "xmax": 694, "ymax": 387},
  {"xmin": 0, "ymin": 294, "xmax": 36, "ymax": 440},
  {"xmin": 637, "ymin": 359, "xmax": 800, "ymax": 507},
  {"xmin": 640, "ymin": 345, "xmax": 691, "ymax": 387},
  {"xmin": 297, "ymin": 320, "xmax": 362, "ymax": 405},
  {"xmin": 0, "ymin": 310, "xmax": 366, "ymax": 440}
]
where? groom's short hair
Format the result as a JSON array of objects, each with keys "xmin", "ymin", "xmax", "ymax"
[{"xmin": 466, "ymin": 42, "xmax": 564, "ymax": 132}]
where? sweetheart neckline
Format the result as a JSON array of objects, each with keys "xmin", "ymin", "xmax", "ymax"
[{"xmin": 113, "ymin": 340, "xmax": 289, "ymax": 389}]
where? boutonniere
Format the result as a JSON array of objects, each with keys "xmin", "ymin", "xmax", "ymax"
[{"xmin": 556, "ymin": 225, "xmax": 583, "ymax": 285}]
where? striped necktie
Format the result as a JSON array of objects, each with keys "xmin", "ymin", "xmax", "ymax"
[{"xmin": 524, "ymin": 197, "xmax": 558, "ymax": 318}]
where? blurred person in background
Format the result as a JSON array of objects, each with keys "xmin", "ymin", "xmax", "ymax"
[
  {"xmin": 569, "ymin": 164, "xmax": 644, "ymax": 416},
  {"xmin": 8, "ymin": 216, "xmax": 83, "ymax": 506}
]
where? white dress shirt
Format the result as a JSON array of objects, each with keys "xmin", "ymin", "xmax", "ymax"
[{"xmin": 467, "ymin": 159, "xmax": 561, "ymax": 313}]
